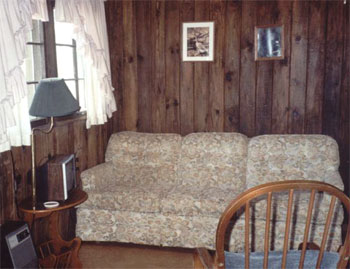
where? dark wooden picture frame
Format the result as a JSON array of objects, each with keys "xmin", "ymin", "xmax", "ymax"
[{"xmin": 255, "ymin": 24, "xmax": 284, "ymax": 61}]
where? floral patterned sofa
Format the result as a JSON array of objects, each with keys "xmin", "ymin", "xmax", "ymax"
[{"xmin": 76, "ymin": 132, "xmax": 344, "ymax": 251}]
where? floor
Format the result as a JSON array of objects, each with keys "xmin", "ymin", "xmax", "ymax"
[{"xmin": 79, "ymin": 242, "xmax": 197, "ymax": 269}]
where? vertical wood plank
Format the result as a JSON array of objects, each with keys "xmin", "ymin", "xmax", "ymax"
[
  {"xmin": 305, "ymin": 1, "xmax": 326, "ymax": 134},
  {"xmin": 272, "ymin": 0, "xmax": 292, "ymax": 134},
  {"xmin": 105, "ymin": 0, "xmax": 125, "ymax": 132},
  {"xmin": 165, "ymin": 1, "xmax": 180, "ymax": 133},
  {"xmin": 194, "ymin": 0, "xmax": 210, "ymax": 132},
  {"xmin": 97, "ymin": 125, "xmax": 105, "ymax": 164},
  {"xmin": 255, "ymin": 1, "xmax": 275, "ymax": 135},
  {"xmin": 180, "ymin": 0, "xmax": 194, "ymax": 135},
  {"xmin": 289, "ymin": 0, "xmax": 309, "ymax": 134},
  {"xmin": 54, "ymin": 125, "xmax": 70, "ymax": 155},
  {"xmin": 136, "ymin": 0, "xmax": 152, "ymax": 132},
  {"xmin": 323, "ymin": 1, "xmax": 344, "ymax": 139},
  {"xmin": 339, "ymin": 2, "xmax": 349, "ymax": 197},
  {"xmin": 87, "ymin": 126, "xmax": 98, "ymax": 168},
  {"xmin": 0, "ymin": 151, "xmax": 17, "ymax": 221},
  {"xmin": 208, "ymin": 0, "xmax": 225, "ymax": 132},
  {"xmin": 123, "ymin": 1, "xmax": 138, "ymax": 131},
  {"xmin": 240, "ymin": 0, "xmax": 257, "ymax": 137},
  {"xmin": 224, "ymin": 0, "xmax": 241, "ymax": 132},
  {"xmin": 11, "ymin": 146, "xmax": 31, "ymax": 205},
  {"xmin": 73, "ymin": 119, "xmax": 87, "ymax": 189},
  {"xmin": 151, "ymin": 1, "xmax": 166, "ymax": 133}
]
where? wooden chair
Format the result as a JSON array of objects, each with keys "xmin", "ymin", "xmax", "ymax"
[{"xmin": 195, "ymin": 180, "xmax": 350, "ymax": 269}]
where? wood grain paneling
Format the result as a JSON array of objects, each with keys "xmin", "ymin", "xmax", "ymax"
[
  {"xmin": 271, "ymin": 0, "xmax": 292, "ymax": 134},
  {"xmin": 180, "ymin": 0, "xmax": 195, "ymax": 135},
  {"xmin": 165, "ymin": 1, "xmax": 181, "ymax": 133},
  {"xmin": 255, "ymin": 1, "xmax": 275, "ymax": 135},
  {"xmin": 123, "ymin": 1, "xmax": 138, "ymax": 131},
  {"xmin": 151, "ymin": 1, "xmax": 166, "ymax": 133},
  {"xmin": 305, "ymin": 1, "xmax": 326, "ymax": 134},
  {"xmin": 136, "ymin": 0, "xmax": 152, "ymax": 132},
  {"xmin": 339, "ymin": 2, "xmax": 349, "ymax": 196},
  {"xmin": 194, "ymin": 1, "xmax": 210, "ymax": 132},
  {"xmin": 239, "ymin": 0, "xmax": 257, "ymax": 137},
  {"xmin": 208, "ymin": 0, "xmax": 225, "ymax": 132},
  {"xmin": 323, "ymin": 1, "xmax": 344, "ymax": 139},
  {"xmin": 224, "ymin": 0, "xmax": 241, "ymax": 132},
  {"xmin": 289, "ymin": 0, "xmax": 309, "ymax": 134}
]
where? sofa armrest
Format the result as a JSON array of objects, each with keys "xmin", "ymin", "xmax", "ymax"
[{"xmin": 80, "ymin": 162, "xmax": 115, "ymax": 192}]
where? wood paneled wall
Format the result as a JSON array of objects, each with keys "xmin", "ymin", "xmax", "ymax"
[{"xmin": 105, "ymin": 0, "xmax": 349, "ymax": 195}]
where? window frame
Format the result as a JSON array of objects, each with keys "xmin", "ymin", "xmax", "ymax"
[{"xmin": 27, "ymin": 0, "xmax": 85, "ymax": 126}]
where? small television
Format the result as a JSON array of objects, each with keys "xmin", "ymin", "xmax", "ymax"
[{"xmin": 37, "ymin": 154, "xmax": 77, "ymax": 202}]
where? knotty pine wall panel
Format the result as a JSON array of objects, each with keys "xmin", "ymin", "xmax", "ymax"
[{"xmin": 106, "ymin": 0, "xmax": 349, "ymax": 194}]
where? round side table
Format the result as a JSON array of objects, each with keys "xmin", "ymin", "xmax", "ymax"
[{"xmin": 19, "ymin": 189, "xmax": 88, "ymax": 268}]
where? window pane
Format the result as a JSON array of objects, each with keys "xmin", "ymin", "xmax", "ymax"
[
  {"xmin": 56, "ymin": 46, "xmax": 75, "ymax": 79},
  {"xmin": 25, "ymin": 45, "xmax": 35, "ymax": 82},
  {"xmin": 28, "ymin": 20, "xmax": 44, "ymax": 43},
  {"xmin": 78, "ymin": 80, "xmax": 86, "ymax": 110},
  {"xmin": 65, "ymin": 80, "xmax": 77, "ymax": 99},
  {"xmin": 25, "ymin": 44, "xmax": 45, "ymax": 82},
  {"xmin": 54, "ymin": 19, "xmax": 74, "ymax": 44},
  {"xmin": 27, "ymin": 84, "xmax": 37, "ymax": 120}
]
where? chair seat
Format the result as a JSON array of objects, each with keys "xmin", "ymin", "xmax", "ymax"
[{"xmin": 224, "ymin": 250, "xmax": 339, "ymax": 269}]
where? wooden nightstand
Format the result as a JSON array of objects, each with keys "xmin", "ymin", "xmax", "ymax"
[{"xmin": 19, "ymin": 189, "xmax": 88, "ymax": 268}]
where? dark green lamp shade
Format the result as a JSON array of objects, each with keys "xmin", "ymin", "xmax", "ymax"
[{"xmin": 29, "ymin": 78, "xmax": 80, "ymax": 117}]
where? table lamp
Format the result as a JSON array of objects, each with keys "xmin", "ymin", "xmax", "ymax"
[{"xmin": 29, "ymin": 78, "xmax": 80, "ymax": 209}]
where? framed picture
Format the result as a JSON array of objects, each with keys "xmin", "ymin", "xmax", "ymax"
[
  {"xmin": 255, "ymin": 24, "xmax": 284, "ymax": 61},
  {"xmin": 182, "ymin": 22, "xmax": 214, "ymax": 62}
]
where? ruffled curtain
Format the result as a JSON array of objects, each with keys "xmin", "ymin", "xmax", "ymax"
[
  {"xmin": 0, "ymin": 0, "xmax": 48, "ymax": 153},
  {"xmin": 55, "ymin": 0, "xmax": 117, "ymax": 128}
]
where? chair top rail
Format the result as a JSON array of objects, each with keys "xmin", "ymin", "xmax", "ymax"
[{"xmin": 214, "ymin": 180, "xmax": 350, "ymax": 269}]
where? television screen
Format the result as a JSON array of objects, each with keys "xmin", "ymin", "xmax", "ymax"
[{"xmin": 62, "ymin": 154, "xmax": 76, "ymax": 199}]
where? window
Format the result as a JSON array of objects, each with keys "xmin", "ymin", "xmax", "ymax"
[
  {"xmin": 25, "ymin": 5, "xmax": 86, "ymax": 119},
  {"xmin": 54, "ymin": 19, "xmax": 86, "ymax": 110},
  {"xmin": 25, "ymin": 20, "xmax": 46, "ymax": 116}
]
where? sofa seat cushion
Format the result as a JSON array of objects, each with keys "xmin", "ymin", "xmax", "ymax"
[
  {"xmin": 82, "ymin": 183, "xmax": 175, "ymax": 213},
  {"xmin": 179, "ymin": 132, "xmax": 248, "ymax": 189},
  {"xmin": 161, "ymin": 186, "xmax": 243, "ymax": 217},
  {"xmin": 81, "ymin": 162, "xmax": 179, "ymax": 192}
]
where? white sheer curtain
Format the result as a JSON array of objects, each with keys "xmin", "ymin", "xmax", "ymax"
[
  {"xmin": 55, "ymin": 0, "xmax": 117, "ymax": 129},
  {"xmin": 0, "ymin": 0, "xmax": 48, "ymax": 153}
]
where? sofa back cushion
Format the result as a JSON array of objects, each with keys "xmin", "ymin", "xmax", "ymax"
[
  {"xmin": 246, "ymin": 135, "xmax": 343, "ymax": 190},
  {"xmin": 179, "ymin": 132, "xmax": 249, "ymax": 189},
  {"xmin": 105, "ymin": 131, "xmax": 182, "ymax": 185}
]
